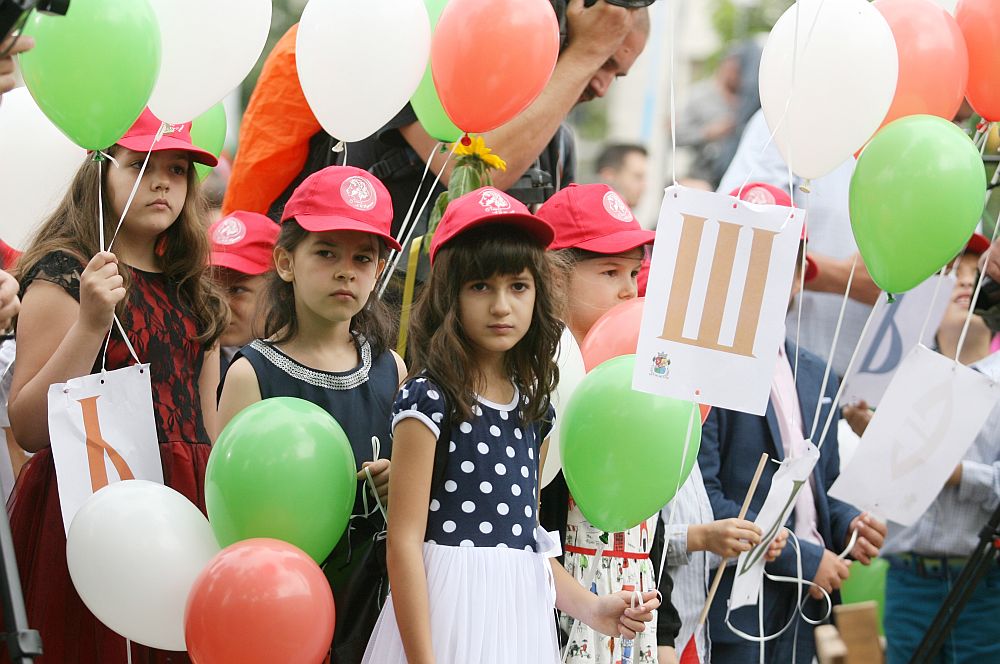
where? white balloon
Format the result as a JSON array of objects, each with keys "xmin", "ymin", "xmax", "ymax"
[
  {"xmin": 297, "ymin": 0, "xmax": 430, "ymax": 143},
  {"xmin": 148, "ymin": 0, "xmax": 272, "ymax": 124},
  {"xmin": 758, "ymin": 0, "xmax": 898, "ymax": 180},
  {"xmin": 66, "ymin": 480, "xmax": 220, "ymax": 651},
  {"xmin": 0, "ymin": 88, "xmax": 86, "ymax": 250},
  {"xmin": 541, "ymin": 327, "xmax": 586, "ymax": 488}
]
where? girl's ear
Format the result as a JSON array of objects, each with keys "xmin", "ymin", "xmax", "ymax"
[
  {"xmin": 372, "ymin": 257, "xmax": 388, "ymax": 291},
  {"xmin": 274, "ymin": 246, "xmax": 295, "ymax": 283}
]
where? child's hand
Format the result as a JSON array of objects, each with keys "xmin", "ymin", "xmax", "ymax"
[
  {"xmin": 766, "ymin": 528, "xmax": 789, "ymax": 562},
  {"xmin": 587, "ymin": 590, "xmax": 659, "ymax": 639},
  {"xmin": 842, "ymin": 400, "xmax": 872, "ymax": 437},
  {"xmin": 79, "ymin": 252, "xmax": 126, "ymax": 334},
  {"xmin": 0, "ymin": 269, "xmax": 19, "ymax": 331},
  {"xmin": 359, "ymin": 458, "xmax": 390, "ymax": 504},
  {"xmin": 690, "ymin": 518, "xmax": 762, "ymax": 558}
]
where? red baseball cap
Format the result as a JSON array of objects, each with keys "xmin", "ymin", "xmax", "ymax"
[
  {"xmin": 0, "ymin": 238, "xmax": 20, "ymax": 271},
  {"xmin": 281, "ymin": 166, "xmax": 401, "ymax": 251},
  {"xmin": 429, "ymin": 186, "xmax": 555, "ymax": 263},
  {"xmin": 116, "ymin": 108, "xmax": 218, "ymax": 167},
  {"xmin": 729, "ymin": 183, "xmax": 818, "ymax": 282},
  {"xmin": 537, "ymin": 183, "xmax": 655, "ymax": 253},
  {"xmin": 209, "ymin": 211, "xmax": 280, "ymax": 275},
  {"xmin": 965, "ymin": 232, "xmax": 990, "ymax": 256}
]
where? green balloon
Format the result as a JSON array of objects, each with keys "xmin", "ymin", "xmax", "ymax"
[
  {"xmin": 190, "ymin": 102, "xmax": 227, "ymax": 181},
  {"xmin": 560, "ymin": 355, "xmax": 701, "ymax": 533},
  {"xmin": 411, "ymin": 0, "xmax": 462, "ymax": 143},
  {"xmin": 850, "ymin": 115, "xmax": 987, "ymax": 294},
  {"xmin": 840, "ymin": 558, "xmax": 888, "ymax": 635},
  {"xmin": 19, "ymin": 0, "xmax": 161, "ymax": 151},
  {"xmin": 206, "ymin": 397, "xmax": 358, "ymax": 564}
]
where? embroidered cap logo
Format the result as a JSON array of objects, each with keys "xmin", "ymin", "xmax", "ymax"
[
  {"xmin": 212, "ymin": 216, "xmax": 247, "ymax": 245},
  {"xmin": 479, "ymin": 189, "xmax": 514, "ymax": 214},
  {"xmin": 161, "ymin": 123, "xmax": 187, "ymax": 135},
  {"xmin": 341, "ymin": 176, "xmax": 378, "ymax": 211},
  {"xmin": 603, "ymin": 191, "xmax": 634, "ymax": 222}
]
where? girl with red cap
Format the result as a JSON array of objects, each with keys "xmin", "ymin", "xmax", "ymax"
[
  {"xmin": 7, "ymin": 108, "xmax": 227, "ymax": 663},
  {"xmin": 363, "ymin": 186, "xmax": 660, "ymax": 664},
  {"xmin": 217, "ymin": 165, "xmax": 406, "ymax": 663}
]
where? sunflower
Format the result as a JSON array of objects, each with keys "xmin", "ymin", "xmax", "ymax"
[{"xmin": 453, "ymin": 135, "xmax": 507, "ymax": 172}]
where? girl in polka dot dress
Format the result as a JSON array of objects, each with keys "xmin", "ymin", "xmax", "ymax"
[{"xmin": 362, "ymin": 188, "xmax": 660, "ymax": 664}]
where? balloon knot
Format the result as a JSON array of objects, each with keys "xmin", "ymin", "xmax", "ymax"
[
  {"xmin": 460, "ymin": 134, "xmax": 472, "ymax": 147},
  {"xmin": 886, "ymin": 292, "xmax": 896, "ymax": 304},
  {"xmin": 331, "ymin": 140, "xmax": 345, "ymax": 153}
]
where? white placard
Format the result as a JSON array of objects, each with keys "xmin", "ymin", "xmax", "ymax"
[
  {"xmin": 633, "ymin": 185, "xmax": 804, "ymax": 415},
  {"xmin": 729, "ymin": 444, "xmax": 820, "ymax": 610},
  {"xmin": 48, "ymin": 364, "xmax": 164, "ymax": 534},
  {"xmin": 840, "ymin": 274, "xmax": 955, "ymax": 407},
  {"xmin": 830, "ymin": 345, "xmax": 999, "ymax": 526}
]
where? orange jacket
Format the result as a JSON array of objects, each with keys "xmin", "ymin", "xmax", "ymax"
[{"xmin": 221, "ymin": 24, "xmax": 322, "ymax": 216}]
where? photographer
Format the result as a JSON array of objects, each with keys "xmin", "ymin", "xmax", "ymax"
[
  {"xmin": 0, "ymin": 33, "xmax": 33, "ymax": 96},
  {"xmin": 222, "ymin": 0, "xmax": 651, "ymax": 264}
]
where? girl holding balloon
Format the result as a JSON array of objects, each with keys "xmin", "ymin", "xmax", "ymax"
[
  {"xmin": 217, "ymin": 165, "xmax": 406, "ymax": 662},
  {"xmin": 362, "ymin": 187, "xmax": 659, "ymax": 664},
  {"xmin": 7, "ymin": 108, "xmax": 226, "ymax": 663}
]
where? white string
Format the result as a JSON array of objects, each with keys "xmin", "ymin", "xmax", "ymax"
[
  {"xmin": 816, "ymin": 301, "xmax": 882, "ymax": 450},
  {"xmin": 793, "ymin": 188, "xmax": 810, "ymax": 385},
  {"xmin": 954, "ymin": 213, "xmax": 1000, "ymax": 364},
  {"xmin": 107, "ymin": 123, "xmax": 165, "ymax": 252},
  {"xmin": 379, "ymin": 141, "xmax": 441, "ymax": 290},
  {"xmin": 667, "ymin": 0, "xmax": 677, "ymax": 186},
  {"xmin": 126, "ymin": 638, "xmax": 132, "ymax": 664},
  {"xmin": 917, "ymin": 264, "xmax": 952, "ymax": 345},
  {"xmin": 98, "ymin": 159, "xmax": 106, "ymax": 252},
  {"xmin": 377, "ymin": 142, "xmax": 458, "ymax": 298},
  {"xmin": 808, "ymin": 255, "xmax": 858, "ymax": 441}
]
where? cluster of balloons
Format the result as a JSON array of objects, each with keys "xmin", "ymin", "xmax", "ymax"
[
  {"xmin": 67, "ymin": 398, "xmax": 356, "ymax": 663},
  {"xmin": 295, "ymin": 0, "xmax": 558, "ymax": 144},
  {"xmin": 760, "ymin": 0, "xmax": 994, "ymax": 296},
  {"xmin": 545, "ymin": 303, "xmax": 708, "ymax": 534}
]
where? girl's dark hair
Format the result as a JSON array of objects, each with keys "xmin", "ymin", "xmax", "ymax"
[
  {"xmin": 262, "ymin": 220, "xmax": 396, "ymax": 355},
  {"xmin": 407, "ymin": 225, "xmax": 565, "ymax": 423},
  {"xmin": 15, "ymin": 146, "xmax": 228, "ymax": 344}
]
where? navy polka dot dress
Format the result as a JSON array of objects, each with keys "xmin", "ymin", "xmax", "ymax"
[{"xmin": 392, "ymin": 376, "xmax": 554, "ymax": 551}]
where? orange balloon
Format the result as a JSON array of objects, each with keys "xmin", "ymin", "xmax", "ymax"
[
  {"xmin": 872, "ymin": 0, "xmax": 968, "ymax": 133},
  {"xmin": 699, "ymin": 404, "xmax": 712, "ymax": 425},
  {"xmin": 580, "ymin": 298, "xmax": 645, "ymax": 372},
  {"xmin": 956, "ymin": 0, "xmax": 1000, "ymax": 121},
  {"xmin": 185, "ymin": 539, "xmax": 335, "ymax": 664},
  {"xmin": 430, "ymin": 0, "xmax": 559, "ymax": 134}
]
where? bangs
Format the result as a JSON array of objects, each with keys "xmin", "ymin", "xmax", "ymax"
[{"xmin": 442, "ymin": 225, "xmax": 546, "ymax": 284}]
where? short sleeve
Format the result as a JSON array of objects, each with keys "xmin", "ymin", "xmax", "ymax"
[
  {"xmin": 19, "ymin": 251, "xmax": 84, "ymax": 302},
  {"xmin": 392, "ymin": 376, "xmax": 447, "ymax": 438}
]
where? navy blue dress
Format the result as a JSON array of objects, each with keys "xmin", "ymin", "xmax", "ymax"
[{"xmin": 230, "ymin": 336, "xmax": 398, "ymax": 663}]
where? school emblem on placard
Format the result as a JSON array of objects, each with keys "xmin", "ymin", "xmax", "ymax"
[
  {"xmin": 479, "ymin": 189, "xmax": 513, "ymax": 214},
  {"xmin": 213, "ymin": 216, "xmax": 246, "ymax": 245},
  {"xmin": 341, "ymin": 176, "xmax": 377, "ymax": 211},
  {"xmin": 649, "ymin": 352, "xmax": 671, "ymax": 378},
  {"xmin": 603, "ymin": 191, "xmax": 633, "ymax": 222}
]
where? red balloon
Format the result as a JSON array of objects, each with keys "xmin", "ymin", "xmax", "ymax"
[
  {"xmin": 956, "ymin": 0, "xmax": 1000, "ymax": 121},
  {"xmin": 430, "ymin": 0, "xmax": 559, "ymax": 134},
  {"xmin": 872, "ymin": 0, "xmax": 968, "ymax": 132},
  {"xmin": 580, "ymin": 298, "xmax": 645, "ymax": 373},
  {"xmin": 699, "ymin": 404, "xmax": 711, "ymax": 425},
  {"xmin": 185, "ymin": 539, "xmax": 335, "ymax": 664}
]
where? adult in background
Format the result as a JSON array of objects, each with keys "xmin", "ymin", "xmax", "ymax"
[{"xmin": 595, "ymin": 143, "xmax": 648, "ymax": 209}]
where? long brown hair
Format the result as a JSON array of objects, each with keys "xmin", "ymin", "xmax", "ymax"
[
  {"xmin": 407, "ymin": 225, "xmax": 564, "ymax": 423},
  {"xmin": 14, "ymin": 146, "xmax": 228, "ymax": 344},
  {"xmin": 262, "ymin": 220, "xmax": 396, "ymax": 356}
]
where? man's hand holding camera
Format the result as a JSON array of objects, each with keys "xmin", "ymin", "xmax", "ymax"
[{"xmin": 0, "ymin": 34, "xmax": 34, "ymax": 96}]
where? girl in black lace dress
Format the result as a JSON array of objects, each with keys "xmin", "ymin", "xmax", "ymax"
[{"xmin": 6, "ymin": 109, "xmax": 227, "ymax": 663}]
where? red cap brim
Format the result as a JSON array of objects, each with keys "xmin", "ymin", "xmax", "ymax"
[
  {"xmin": 966, "ymin": 232, "xmax": 991, "ymax": 256},
  {"xmin": 210, "ymin": 251, "xmax": 274, "ymax": 276},
  {"xmin": 430, "ymin": 214, "xmax": 555, "ymax": 263},
  {"xmin": 293, "ymin": 215, "xmax": 403, "ymax": 252},
  {"xmin": 558, "ymin": 228, "xmax": 656, "ymax": 254},
  {"xmin": 117, "ymin": 134, "xmax": 219, "ymax": 167}
]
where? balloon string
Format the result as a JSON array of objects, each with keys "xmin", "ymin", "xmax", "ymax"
[
  {"xmin": 126, "ymin": 638, "xmax": 132, "ymax": 664},
  {"xmin": 807, "ymin": 255, "xmax": 857, "ymax": 441},
  {"xmin": 917, "ymin": 263, "xmax": 953, "ymax": 345},
  {"xmin": 792, "ymin": 186, "xmax": 810, "ymax": 385},
  {"xmin": 667, "ymin": 0, "xmax": 677, "ymax": 186},
  {"xmin": 107, "ymin": 123, "xmax": 165, "ymax": 252},
  {"xmin": 816, "ymin": 300, "xmax": 881, "ymax": 450}
]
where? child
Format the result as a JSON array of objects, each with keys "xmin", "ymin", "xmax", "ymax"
[
  {"xmin": 208, "ymin": 210, "xmax": 279, "ymax": 373},
  {"xmin": 363, "ymin": 186, "xmax": 660, "ymax": 663},
  {"xmin": 699, "ymin": 185, "xmax": 885, "ymax": 664},
  {"xmin": 217, "ymin": 166, "xmax": 406, "ymax": 663},
  {"xmin": 7, "ymin": 108, "xmax": 226, "ymax": 663}
]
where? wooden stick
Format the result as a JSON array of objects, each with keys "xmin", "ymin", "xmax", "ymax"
[{"xmin": 695, "ymin": 452, "xmax": 769, "ymax": 627}]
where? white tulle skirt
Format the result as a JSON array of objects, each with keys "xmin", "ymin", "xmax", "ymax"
[{"xmin": 362, "ymin": 528, "xmax": 562, "ymax": 664}]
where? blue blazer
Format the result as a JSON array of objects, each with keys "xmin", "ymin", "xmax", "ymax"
[{"xmin": 698, "ymin": 341, "xmax": 860, "ymax": 643}]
